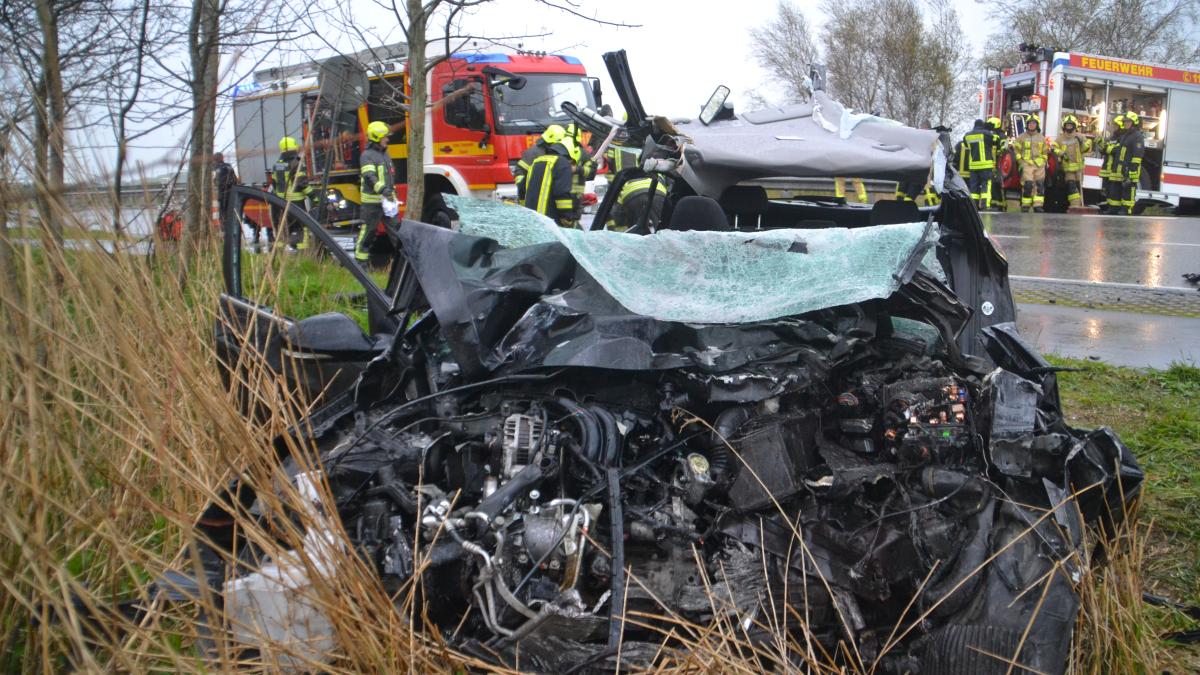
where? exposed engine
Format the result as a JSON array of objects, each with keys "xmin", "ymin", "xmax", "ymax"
[{"xmin": 207, "ymin": 333, "xmax": 1138, "ymax": 673}]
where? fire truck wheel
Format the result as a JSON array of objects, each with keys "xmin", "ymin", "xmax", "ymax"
[{"xmin": 425, "ymin": 193, "xmax": 456, "ymax": 229}]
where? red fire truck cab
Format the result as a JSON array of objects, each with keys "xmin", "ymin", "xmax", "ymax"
[{"xmin": 232, "ymin": 43, "xmax": 599, "ymax": 231}]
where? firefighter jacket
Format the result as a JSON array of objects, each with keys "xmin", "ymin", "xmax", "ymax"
[
  {"xmin": 1054, "ymin": 132, "xmax": 1092, "ymax": 173},
  {"xmin": 605, "ymin": 146, "xmax": 641, "ymax": 173},
  {"xmin": 514, "ymin": 141, "xmax": 548, "ymax": 200},
  {"xmin": 962, "ymin": 127, "xmax": 1000, "ymax": 170},
  {"xmin": 359, "ymin": 143, "xmax": 395, "ymax": 205},
  {"xmin": 1118, "ymin": 128, "xmax": 1145, "ymax": 183},
  {"xmin": 618, "ymin": 176, "xmax": 668, "ymax": 205},
  {"xmin": 272, "ymin": 151, "xmax": 312, "ymax": 203},
  {"xmin": 523, "ymin": 144, "xmax": 576, "ymax": 221},
  {"xmin": 572, "ymin": 150, "xmax": 596, "ymax": 199},
  {"xmin": 1012, "ymin": 132, "xmax": 1049, "ymax": 168},
  {"xmin": 1099, "ymin": 135, "xmax": 1121, "ymax": 180}
]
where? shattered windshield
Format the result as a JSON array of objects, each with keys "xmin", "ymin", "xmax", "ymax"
[
  {"xmin": 491, "ymin": 74, "xmax": 595, "ymax": 134},
  {"xmin": 447, "ymin": 196, "xmax": 942, "ymax": 324}
]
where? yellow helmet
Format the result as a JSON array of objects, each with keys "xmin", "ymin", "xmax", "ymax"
[
  {"xmin": 1026, "ymin": 114, "xmax": 1041, "ymax": 130},
  {"xmin": 1113, "ymin": 114, "xmax": 1128, "ymax": 129},
  {"xmin": 1062, "ymin": 114, "xmax": 1079, "ymax": 129},
  {"xmin": 542, "ymin": 124, "xmax": 566, "ymax": 144},
  {"xmin": 366, "ymin": 121, "xmax": 391, "ymax": 143},
  {"xmin": 986, "ymin": 116, "xmax": 1001, "ymax": 130},
  {"xmin": 560, "ymin": 135, "xmax": 582, "ymax": 163},
  {"xmin": 1123, "ymin": 111, "xmax": 1141, "ymax": 126},
  {"xmin": 279, "ymin": 136, "xmax": 299, "ymax": 152}
]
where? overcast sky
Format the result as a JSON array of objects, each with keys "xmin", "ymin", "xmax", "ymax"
[{"xmin": 192, "ymin": 0, "xmax": 993, "ymax": 170}]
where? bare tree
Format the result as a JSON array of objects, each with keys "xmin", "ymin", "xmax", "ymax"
[
  {"xmin": 182, "ymin": 0, "xmax": 222, "ymax": 264},
  {"xmin": 34, "ymin": 0, "xmax": 69, "ymax": 245},
  {"xmin": 109, "ymin": 0, "xmax": 153, "ymax": 233},
  {"xmin": 818, "ymin": 0, "xmax": 972, "ymax": 126},
  {"xmin": 748, "ymin": 1, "xmax": 820, "ymax": 103},
  {"xmin": 980, "ymin": 0, "xmax": 1200, "ymax": 68},
  {"xmin": 0, "ymin": 0, "xmax": 126, "ymax": 243}
]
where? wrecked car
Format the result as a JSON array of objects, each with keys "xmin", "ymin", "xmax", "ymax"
[{"xmin": 195, "ymin": 51, "xmax": 1142, "ymax": 673}]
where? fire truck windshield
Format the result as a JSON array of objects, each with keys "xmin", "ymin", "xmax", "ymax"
[{"xmin": 491, "ymin": 74, "xmax": 595, "ymax": 134}]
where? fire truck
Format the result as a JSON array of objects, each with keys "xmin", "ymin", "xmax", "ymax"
[
  {"xmin": 980, "ymin": 45, "xmax": 1200, "ymax": 212},
  {"xmin": 231, "ymin": 43, "xmax": 600, "ymax": 231}
]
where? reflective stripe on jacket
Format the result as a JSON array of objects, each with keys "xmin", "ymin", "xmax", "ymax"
[
  {"xmin": 272, "ymin": 153, "xmax": 311, "ymax": 202},
  {"xmin": 963, "ymin": 130, "xmax": 998, "ymax": 170},
  {"xmin": 359, "ymin": 144, "xmax": 394, "ymax": 205},
  {"xmin": 1119, "ymin": 130, "xmax": 1145, "ymax": 181},
  {"xmin": 606, "ymin": 146, "xmax": 640, "ymax": 173},
  {"xmin": 617, "ymin": 177, "xmax": 667, "ymax": 204},
  {"xmin": 523, "ymin": 151, "xmax": 575, "ymax": 218},
  {"xmin": 1012, "ymin": 132, "xmax": 1048, "ymax": 167},
  {"xmin": 514, "ymin": 142, "xmax": 547, "ymax": 199},
  {"xmin": 1054, "ymin": 132, "xmax": 1092, "ymax": 173}
]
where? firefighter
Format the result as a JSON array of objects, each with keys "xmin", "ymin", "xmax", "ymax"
[
  {"xmin": 566, "ymin": 123, "xmax": 596, "ymax": 212},
  {"xmin": 514, "ymin": 124, "xmax": 566, "ymax": 201},
  {"xmin": 212, "ymin": 152, "xmax": 240, "ymax": 233},
  {"xmin": 609, "ymin": 176, "xmax": 668, "ymax": 232},
  {"xmin": 1011, "ymin": 114, "xmax": 1050, "ymax": 212},
  {"xmin": 271, "ymin": 136, "xmax": 314, "ymax": 249},
  {"xmin": 1117, "ymin": 111, "xmax": 1145, "ymax": 215},
  {"xmin": 1053, "ymin": 114, "xmax": 1092, "ymax": 209},
  {"xmin": 834, "ymin": 177, "xmax": 869, "ymax": 204},
  {"xmin": 962, "ymin": 119, "xmax": 1000, "ymax": 210},
  {"xmin": 523, "ymin": 136, "xmax": 578, "ymax": 227},
  {"xmin": 986, "ymin": 117, "xmax": 1007, "ymax": 211},
  {"xmin": 355, "ymin": 121, "xmax": 397, "ymax": 262},
  {"xmin": 1102, "ymin": 115, "xmax": 1130, "ymax": 214}
]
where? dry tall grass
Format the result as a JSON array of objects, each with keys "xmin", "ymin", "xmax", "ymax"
[{"xmin": 0, "ymin": 186, "xmax": 1164, "ymax": 673}]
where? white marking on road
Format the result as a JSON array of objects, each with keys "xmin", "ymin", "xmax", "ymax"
[
  {"xmin": 1073, "ymin": 213, "xmax": 1181, "ymax": 220},
  {"xmin": 1142, "ymin": 241, "xmax": 1200, "ymax": 248},
  {"xmin": 989, "ymin": 234, "xmax": 1030, "ymax": 239},
  {"xmin": 1010, "ymin": 275, "xmax": 1194, "ymax": 291}
]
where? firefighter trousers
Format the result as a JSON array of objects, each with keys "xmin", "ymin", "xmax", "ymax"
[
  {"xmin": 1062, "ymin": 169, "xmax": 1084, "ymax": 206},
  {"xmin": 1106, "ymin": 180, "xmax": 1135, "ymax": 215},
  {"xmin": 355, "ymin": 203, "xmax": 395, "ymax": 261},
  {"xmin": 270, "ymin": 201, "xmax": 310, "ymax": 248},
  {"xmin": 967, "ymin": 169, "xmax": 993, "ymax": 208},
  {"xmin": 1020, "ymin": 164, "xmax": 1046, "ymax": 209}
]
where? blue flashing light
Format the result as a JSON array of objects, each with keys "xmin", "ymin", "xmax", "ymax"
[
  {"xmin": 231, "ymin": 82, "xmax": 262, "ymax": 99},
  {"xmin": 555, "ymin": 55, "xmax": 582, "ymax": 65},
  {"xmin": 456, "ymin": 53, "xmax": 511, "ymax": 64}
]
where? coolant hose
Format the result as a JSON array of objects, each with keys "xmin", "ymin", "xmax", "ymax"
[
  {"xmin": 708, "ymin": 406, "xmax": 753, "ymax": 479},
  {"xmin": 553, "ymin": 397, "xmax": 604, "ymax": 465},
  {"xmin": 589, "ymin": 405, "xmax": 621, "ymax": 466}
]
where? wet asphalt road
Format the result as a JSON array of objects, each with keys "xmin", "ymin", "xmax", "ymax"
[
  {"xmin": 986, "ymin": 211, "xmax": 1200, "ymax": 368},
  {"xmin": 982, "ymin": 212, "xmax": 1199, "ymax": 290}
]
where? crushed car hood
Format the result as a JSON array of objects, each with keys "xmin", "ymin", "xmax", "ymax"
[{"xmin": 675, "ymin": 91, "xmax": 946, "ymax": 198}]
